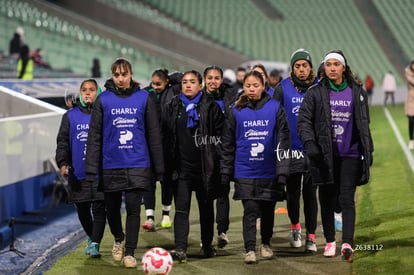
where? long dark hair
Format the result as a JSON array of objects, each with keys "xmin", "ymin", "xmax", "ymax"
[
  {"xmin": 321, "ymin": 49, "xmax": 358, "ymax": 84},
  {"xmin": 110, "ymin": 57, "xmax": 140, "ymax": 88},
  {"xmin": 152, "ymin": 68, "xmax": 169, "ymax": 81},
  {"xmin": 203, "ymin": 65, "xmax": 223, "ymax": 78}
]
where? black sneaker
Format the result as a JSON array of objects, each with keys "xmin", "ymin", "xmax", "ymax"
[
  {"xmin": 202, "ymin": 245, "xmax": 216, "ymax": 258},
  {"xmin": 217, "ymin": 233, "xmax": 229, "ymax": 249},
  {"xmin": 171, "ymin": 249, "xmax": 187, "ymax": 263}
]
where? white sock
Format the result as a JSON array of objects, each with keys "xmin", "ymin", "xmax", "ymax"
[{"xmin": 145, "ymin": 209, "xmax": 154, "ymax": 218}]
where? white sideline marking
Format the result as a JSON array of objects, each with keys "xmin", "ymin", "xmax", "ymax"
[
  {"xmin": 23, "ymin": 228, "xmax": 84, "ymax": 275},
  {"xmin": 383, "ymin": 107, "xmax": 414, "ymax": 173}
]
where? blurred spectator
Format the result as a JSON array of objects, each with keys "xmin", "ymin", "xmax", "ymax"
[
  {"xmin": 233, "ymin": 66, "xmax": 246, "ymax": 94},
  {"xmin": 382, "ymin": 71, "xmax": 396, "ymax": 107},
  {"xmin": 64, "ymin": 93, "xmax": 76, "ymax": 109},
  {"xmin": 364, "ymin": 74, "xmax": 374, "ymax": 105},
  {"xmin": 17, "ymin": 45, "xmax": 34, "ymax": 80},
  {"xmin": 404, "ymin": 60, "xmax": 414, "ymax": 150},
  {"xmin": 91, "ymin": 58, "xmax": 101, "ymax": 78},
  {"xmin": 32, "ymin": 48, "xmax": 52, "ymax": 69},
  {"xmin": 223, "ymin": 68, "xmax": 236, "ymax": 86},
  {"xmin": 268, "ymin": 69, "xmax": 282, "ymax": 89},
  {"xmin": 16, "ymin": 27, "xmax": 25, "ymax": 43},
  {"xmin": 9, "ymin": 27, "xmax": 25, "ymax": 60}
]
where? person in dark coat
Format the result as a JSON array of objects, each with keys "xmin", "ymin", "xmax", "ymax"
[
  {"xmin": 91, "ymin": 58, "xmax": 101, "ymax": 78},
  {"xmin": 55, "ymin": 79, "xmax": 106, "ymax": 258},
  {"xmin": 273, "ymin": 48, "xmax": 319, "ymax": 253},
  {"xmin": 232, "ymin": 66, "xmax": 247, "ymax": 95},
  {"xmin": 163, "ymin": 70, "xmax": 224, "ymax": 263},
  {"xmin": 268, "ymin": 68, "xmax": 282, "ymax": 90},
  {"xmin": 141, "ymin": 68, "xmax": 182, "ymax": 231},
  {"xmin": 9, "ymin": 32, "xmax": 22, "ymax": 59},
  {"xmin": 9, "ymin": 27, "xmax": 25, "ymax": 59},
  {"xmin": 202, "ymin": 65, "xmax": 237, "ymax": 249},
  {"xmin": 297, "ymin": 49, "xmax": 373, "ymax": 262},
  {"xmin": 85, "ymin": 58, "xmax": 164, "ymax": 268},
  {"xmin": 221, "ymin": 70, "xmax": 290, "ymax": 264}
]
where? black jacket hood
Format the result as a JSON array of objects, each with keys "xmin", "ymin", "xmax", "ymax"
[{"xmin": 104, "ymin": 79, "xmax": 141, "ymax": 96}]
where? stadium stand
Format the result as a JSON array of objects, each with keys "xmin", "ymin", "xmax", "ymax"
[
  {"xmin": 372, "ymin": 0, "xmax": 414, "ymax": 62},
  {"xmin": 1, "ymin": 0, "xmax": 413, "ymax": 85},
  {"xmin": 143, "ymin": 0, "xmax": 403, "ymax": 85},
  {"xmin": 97, "ymin": 0, "xmax": 207, "ymax": 43},
  {"xmin": 1, "ymin": 1, "xmax": 414, "ymax": 273},
  {"xmin": 0, "ymin": 0, "xmax": 177, "ymax": 79}
]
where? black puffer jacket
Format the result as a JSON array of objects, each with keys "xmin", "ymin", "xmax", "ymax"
[
  {"xmin": 220, "ymin": 93, "xmax": 291, "ymax": 201},
  {"xmin": 85, "ymin": 79, "xmax": 164, "ymax": 192},
  {"xmin": 55, "ymin": 103, "xmax": 104, "ymax": 203},
  {"xmin": 144, "ymin": 72, "xmax": 182, "ymax": 118},
  {"xmin": 297, "ymin": 78, "xmax": 374, "ymax": 185},
  {"xmin": 163, "ymin": 92, "xmax": 224, "ymax": 199},
  {"xmin": 144, "ymin": 72, "xmax": 182, "ymax": 177},
  {"xmin": 203, "ymin": 82, "xmax": 238, "ymax": 113}
]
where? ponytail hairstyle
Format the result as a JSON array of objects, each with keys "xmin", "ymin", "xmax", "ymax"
[{"xmin": 152, "ymin": 68, "xmax": 169, "ymax": 80}]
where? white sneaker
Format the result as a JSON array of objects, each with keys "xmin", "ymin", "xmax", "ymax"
[
  {"xmin": 305, "ymin": 237, "xmax": 317, "ymax": 253},
  {"xmin": 260, "ymin": 244, "xmax": 273, "ymax": 259},
  {"xmin": 290, "ymin": 229, "xmax": 302, "ymax": 248},
  {"xmin": 123, "ymin": 255, "xmax": 137, "ymax": 268},
  {"xmin": 217, "ymin": 232, "xmax": 229, "ymax": 249},
  {"xmin": 244, "ymin": 251, "xmax": 256, "ymax": 264},
  {"xmin": 409, "ymin": 140, "xmax": 414, "ymax": 150},
  {"xmin": 112, "ymin": 241, "xmax": 124, "ymax": 261},
  {"xmin": 323, "ymin": 241, "xmax": 336, "ymax": 257}
]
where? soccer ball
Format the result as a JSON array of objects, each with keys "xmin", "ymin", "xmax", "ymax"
[{"xmin": 141, "ymin": 247, "xmax": 173, "ymax": 275}]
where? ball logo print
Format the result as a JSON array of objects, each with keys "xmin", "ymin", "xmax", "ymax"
[
  {"xmin": 118, "ymin": 130, "xmax": 133, "ymax": 144},
  {"xmin": 333, "ymin": 124, "xmax": 344, "ymax": 137},
  {"xmin": 141, "ymin": 247, "xmax": 173, "ymax": 274},
  {"xmin": 250, "ymin": 142, "xmax": 264, "ymax": 157}
]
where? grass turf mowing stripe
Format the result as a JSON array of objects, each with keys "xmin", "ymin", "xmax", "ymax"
[{"xmin": 354, "ymin": 105, "xmax": 414, "ymax": 274}]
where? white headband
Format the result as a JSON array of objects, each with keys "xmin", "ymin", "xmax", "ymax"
[{"xmin": 323, "ymin": 53, "xmax": 345, "ymax": 67}]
